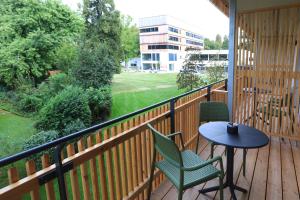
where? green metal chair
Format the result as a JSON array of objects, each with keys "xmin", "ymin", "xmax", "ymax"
[
  {"xmin": 147, "ymin": 124, "xmax": 224, "ymax": 200},
  {"xmin": 195, "ymin": 101, "xmax": 247, "ymax": 176}
]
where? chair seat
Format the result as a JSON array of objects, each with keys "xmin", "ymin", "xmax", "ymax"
[{"xmin": 156, "ymin": 150, "xmax": 220, "ymax": 189}]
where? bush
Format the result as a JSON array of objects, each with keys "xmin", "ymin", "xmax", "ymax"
[
  {"xmin": 62, "ymin": 119, "xmax": 86, "ymax": 136},
  {"xmin": 17, "ymin": 93, "xmax": 42, "ymax": 113},
  {"xmin": 22, "ymin": 130, "xmax": 59, "ymax": 169},
  {"xmin": 54, "ymin": 42, "xmax": 78, "ymax": 73},
  {"xmin": 72, "ymin": 43, "xmax": 115, "ymax": 88},
  {"xmin": 36, "ymin": 86, "xmax": 91, "ymax": 133},
  {"xmin": 86, "ymin": 87, "xmax": 112, "ymax": 123}
]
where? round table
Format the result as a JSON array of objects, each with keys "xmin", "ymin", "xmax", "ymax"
[{"xmin": 198, "ymin": 121, "xmax": 269, "ymax": 200}]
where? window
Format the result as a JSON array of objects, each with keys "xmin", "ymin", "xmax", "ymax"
[
  {"xmin": 200, "ymin": 54, "xmax": 209, "ymax": 61},
  {"xmin": 169, "ymin": 36, "xmax": 179, "ymax": 42},
  {"xmin": 209, "ymin": 54, "xmax": 218, "ymax": 61},
  {"xmin": 169, "ymin": 64, "xmax": 174, "ymax": 71},
  {"xmin": 143, "ymin": 63, "xmax": 152, "ymax": 70},
  {"xmin": 186, "ymin": 40, "xmax": 203, "ymax": 46},
  {"xmin": 168, "ymin": 27, "xmax": 179, "ymax": 33},
  {"xmin": 186, "ymin": 32, "xmax": 203, "ymax": 40},
  {"xmin": 219, "ymin": 54, "xmax": 228, "ymax": 61},
  {"xmin": 169, "ymin": 53, "xmax": 177, "ymax": 61},
  {"xmin": 140, "ymin": 27, "xmax": 158, "ymax": 33},
  {"xmin": 142, "ymin": 53, "xmax": 160, "ymax": 61},
  {"xmin": 142, "ymin": 54, "xmax": 151, "ymax": 61},
  {"xmin": 148, "ymin": 45, "xmax": 179, "ymax": 50}
]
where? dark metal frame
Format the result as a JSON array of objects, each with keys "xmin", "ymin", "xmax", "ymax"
[{"xmin": 0, "ymin": 79, "xmax": 227, "ymax": 198}]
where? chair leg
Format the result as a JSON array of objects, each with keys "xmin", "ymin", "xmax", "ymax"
[
  {"xmin": 243, "ymin": 149, "xmax": 247, "ymax": 176},
  {"xmin": 210, "ymin": 143, "xmax": 214, "ymax": 159},
  {"xmin": 219, "ymin": 175, "xmax": 224, "ymax": 200},
  {"xmin": 178, "ymin": 189, "xmax": 183, "ymax": 200},
  {"xmin": 147, "ymin": 151, "xmax": 156, "ymax": 200},
  {"xmin": 195, "ymin": 134, "xmax": 200, "ymax": 154}
]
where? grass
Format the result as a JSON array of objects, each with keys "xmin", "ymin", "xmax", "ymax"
[{"xmin": 110, "ymin": 72, "xmax": 183, "ymax": 118}]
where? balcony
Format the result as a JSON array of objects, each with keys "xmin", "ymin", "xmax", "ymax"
[{"xmin": 1, "ymin": 1, "xmax": 300, "ymax": 200}]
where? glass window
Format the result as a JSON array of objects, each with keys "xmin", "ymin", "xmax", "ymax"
[
  {"xmin": 152, "ymin": 53, "xmax": 160, "ymax": 61},
  {"xmin": 148, "ymin": 45, "xmax": 179, "ymax": 50},
  {"xmin": 200, "ymin": 54, "xmax": 208, "ymax": 61},
  {"xmin": 209, "ymin": 54, "xmax": 218, "ymax": 61},
  {"xmin": 168, "ymin": 27, "xmax": 179, "ymax": 33},
  {"xmin": 169, "ymin": 36, "xmax": 179, "ymax": 42},
  {"xmin": 142, "ymin": 54, "xmax": 151, "ymax": 61},
  {"xmin": 169, "ymin": 64, "xmax": 174, "ymax": 71},
  {"xmin": 143, "ymin": 63, "xmax": 152, "ymax": 70},
  {"xmin": 219, "ymin": 54, "xmax": 228, "ymax": 61},
  {"xmin": 169, "ymin": 53, "xmax": 177, "ymax": 61},
  {"xmin": 186, "ymin": 40, "xmax": 203, "ymax": 46},
  {"xmin": 140, "ymin": 27, "xmax": 158, "ymax": 33}
]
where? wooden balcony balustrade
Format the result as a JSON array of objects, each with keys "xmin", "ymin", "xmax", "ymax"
[{"xmin": 0, "ymin": 81, "xmax": 227, "ymax": 200}]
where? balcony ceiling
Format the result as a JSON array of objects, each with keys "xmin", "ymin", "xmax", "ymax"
[{"xmin": 210, "ymin": 0, "xmax": 300, "ymax": 16}]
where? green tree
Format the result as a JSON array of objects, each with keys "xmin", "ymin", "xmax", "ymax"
[
  {"xmin": 222, "ymin": 35, "xmax": 229, "ymax": 49},
  {"xmin": 0, "ymin": 0, "xmax": 83, "ymax": 88},
  {"xmin": 82, "ymin": 0, "xmax": 122, "ymax": 72},
  {"xmin": 120, "ymin": 15, "xmax": 140, "ymax": 67},
  {"xmin": 177, "ymin": 47, "xmax": 204, "ymax": 91},
  {"xmin": 204, "ymin": 38, "xmax": 217, "ymax": 50},
  {"xmin": 215, "ymin": 34, "xmax": 222, "ymax": 49},
  {"xmin": 206, "ymin": 64, "xmax": 226, "ymax": 83}
]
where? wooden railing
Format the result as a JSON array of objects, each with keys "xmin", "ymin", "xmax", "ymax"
[{"xmin": 0, "ymin": 80, "xmax": 227, "ymax": 200}]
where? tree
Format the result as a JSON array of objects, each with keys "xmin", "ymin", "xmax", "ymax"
[
  {"xmin": 0, "ymin": 0, "xmax": 83, "ymax": 88},
  {"xmin": 120, "ymin": 15, "xmax": 140, "ymax": 67},
  {"xmin": 82, "ymin": 0, "xmax": 122, "ymax": 72},
  {"xmin": 177, "ymin": 47, "xmax": 204, "ymax": 91},
  {"xmin": 215, "ymin": 34, "xmax": 222, "ymax": 49},
  {"xmin": 204, "ymin": 38, "xmax": 217, "ymax": 50},
  {"xmin": 206, "ymin": 64, "xmax": 226, "ymax": 83},
  {"xmin": 222, "ymin": 35, "xmax": 229, "ymax": 49}
]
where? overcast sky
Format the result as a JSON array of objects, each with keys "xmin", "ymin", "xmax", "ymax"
[{"xmin": 62, "ymin": 0, "xmax": 229, "ymax": 40}]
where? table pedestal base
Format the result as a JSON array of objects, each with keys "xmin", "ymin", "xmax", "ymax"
[
  {"xmin": 199, "ymin": 146, "xmax": 247, "ymax": 200},
  {"xmin": 199, "ymin": 181, "xmax": 247, "ymax": 200}
]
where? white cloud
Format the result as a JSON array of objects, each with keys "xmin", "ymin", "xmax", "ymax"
[{"xmin": 62, "ymin": 0, "xmax": 229, "ymax": 39}]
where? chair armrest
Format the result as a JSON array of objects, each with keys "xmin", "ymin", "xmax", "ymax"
[
  {"xmin": 166, "ymin": 132, "xmax": 184, "ymax": 150},
  {"xmin": 182, "ymin": 156, "xmax": 224, "ymax": 174}
]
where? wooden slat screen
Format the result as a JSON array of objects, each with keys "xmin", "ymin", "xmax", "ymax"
[
  {"xmin": 0, "ymin": 82, "xmax": 226, "ymax": 200},
  {"xmin": 234, "ymin": 6, "xmax": 300, "ymax": 140}
]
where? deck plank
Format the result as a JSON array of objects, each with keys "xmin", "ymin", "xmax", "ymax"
[
  {"xmin": 291, "ymin": 140, "xmax": 300, "ymax": 198},
  {"xmin": 266, "ymin": 137, "xmax": 282, "ymax": 200},
  {"xmin": 281, "ymin": 139, "xmax": 299, "ymax": 200},
  {"xmin": 248, "ymin": 144, "xmax": 270, "ymax": 200}
]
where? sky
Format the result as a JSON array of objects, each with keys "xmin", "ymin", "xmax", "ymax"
[{"xmin": 62, "ymin": 0, "xmax": 229, "ymax": 40}]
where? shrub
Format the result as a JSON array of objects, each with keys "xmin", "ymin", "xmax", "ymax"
[
  {"xmin": 22, "ymin": 130, "xmax": 59, "ymax": 169},
  {"xmin": 62, "ymin": 119, "xmax": 86, "ymax": 136},
  {"xmin": 86, "ymin": 87, "xmax": 112, "ymax": 123},
  {"xmin": 17, "ymin": 93, "xmax": 42, "ymax": 113},
  {"xmin": 36, "ymin": 86, "xmax": 91, "ymax": 133},
  {"xmin": 54, "ymin": 42, "xmax": 79, "ymax": 73},
  {"xmin": 72, "ymin": 43, "xmax": 115, "ymax": 88}
]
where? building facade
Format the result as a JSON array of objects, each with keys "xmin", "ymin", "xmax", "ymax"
[{"xmin": 139, "ymin": 15, "xmax": 204, "ymax": 72}]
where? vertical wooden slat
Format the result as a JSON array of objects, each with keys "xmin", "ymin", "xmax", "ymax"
[
  {"xmin": 104, "ymin": 129, "xmax": 115, "ymax": 200},
  {"xmin": 25, "ymin": 160, "xmax": 40, "ymax": 200},
  {"xmin": 66, "ymin": 144, "xmax": 80, "ymax": 200},
  {"xmin": 111, "ymin": 126, "xmax": 122, "ymax": 200},
  {"xmin": 77, "ymin": 139, "xmax": 91, "ymax": 200},
  {"xmin": 41, "ymin": 155, "xmax": 56, "ymax": 200},
  {"xmin": 95, "ymin": 132, "xmax": 108, "ymax": 200},
  {"xmin": 7, "ymin": 167, "xmax": 21, "ymax": 200},
  {"xmin": 87, "ymin": 136, "xmax": 100, "ymax": 200},
  {"xmin": 118, "ymin": 124, "xmax": 128, "ymax": 197}
]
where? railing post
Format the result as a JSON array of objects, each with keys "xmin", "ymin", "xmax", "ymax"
[
  {"xmin": 54, "ymin": 144, "xmax": 67, "ymax": 200},
  {"xmin": 207, "ymin": 85, "xmax": 211, "ymax": 102},
  {"xmin": 170, "ymin": 99, "xmax": 176, "ymax": 140}
]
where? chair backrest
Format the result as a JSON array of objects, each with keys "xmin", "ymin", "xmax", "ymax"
[
  {"xmin": 147, "ymin": 124, "xmax": 182, "ymax": 167},
  {"xmin": 199, "ymin": 101, "xmax": 229, "ymax": 123}
]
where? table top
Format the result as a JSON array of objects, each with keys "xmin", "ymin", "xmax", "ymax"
[{"xmin": 199, "ymin": 122, "xmax": 269, "ymax": 149}]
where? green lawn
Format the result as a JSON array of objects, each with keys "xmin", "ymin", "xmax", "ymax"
[{"xmin": 110, "ymin": 72, "xmax": 184, "ymax": 118}]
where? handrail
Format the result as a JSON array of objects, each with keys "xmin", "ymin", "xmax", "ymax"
[{"xmin": 0, "ymin": 79, "xmax": 227, "ymax": 168}]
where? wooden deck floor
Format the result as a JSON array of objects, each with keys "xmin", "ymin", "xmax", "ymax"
[{"xmin": 150, "ymin": 136, "xmax": 300, "ymax": 200}]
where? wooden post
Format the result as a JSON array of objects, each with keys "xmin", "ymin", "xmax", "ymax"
[{"xmin": 228, "ymin": 0, "xmax": 237, "ymax": 121}]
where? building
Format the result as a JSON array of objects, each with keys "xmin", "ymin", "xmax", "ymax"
[
  {"xmin": 139, "ymin": 15, "xmax": 204, "ymax": 72},
  {"xmin": 197, "ymin": 49, "xmax": 228, "ymax": 70},
  {"xmin": 121, "ymin": 57, "xmax": 141, "ymax": 70}
]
